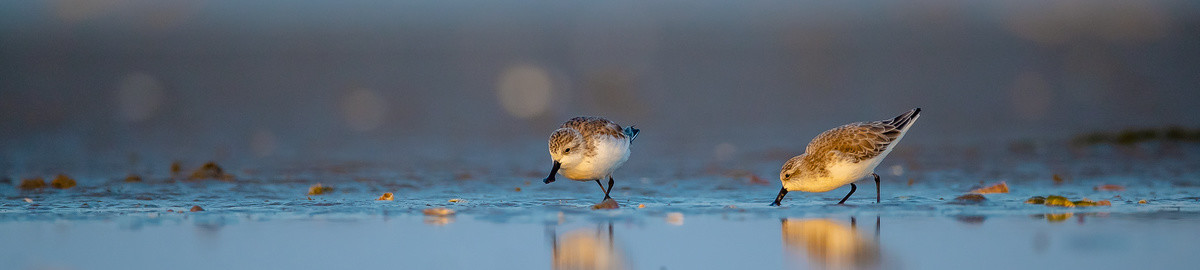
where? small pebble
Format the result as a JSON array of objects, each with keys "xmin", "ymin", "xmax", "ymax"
[
  {"xmin": 953, "ymin": 194, "xmax": 987, "ymax": 203},
  {"xmin": 190, "ymin": 161, "xmax": 232, "ymax": 180},
  {"xmin": 969, "ymin": 181, "xmax": 1008, "ymax": 194},
  {"xmin": 591, "ymin": 198, "xmax": 619, "ymax": 210},
  {"xmin": 376, "ymin": 192, "xmax": 394, "ymax": 201},
  {"xmin": 190, "ymin": 205, "xmax": 204, "ymax": 212}
]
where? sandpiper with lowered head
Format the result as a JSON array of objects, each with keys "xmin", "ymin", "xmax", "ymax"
[
  {"xmin": 543, "ymin": 117, "xmax": 640, "ymax": 202},
  {"xmin": 771, "ymin": 108, "xmax": 921, "ymax": 206}
]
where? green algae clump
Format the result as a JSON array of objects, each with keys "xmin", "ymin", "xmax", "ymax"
[
  {"xmin": 51, "ymin": 174, "xmax": 77, "ymax": 189},
  {"xmin": 308, "ymin": 183, "xmax": 333, "ymax": 195},
  {"xmin": 1044, "ymin": 195, "xmax": 1075, "ymax": 207},
  {"xmin": 18, "ymin": 177, "xmax": 46, "ymax": 190}
]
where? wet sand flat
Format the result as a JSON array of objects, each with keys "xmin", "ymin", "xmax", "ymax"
[{"xmin": 3, "ymin": 144, "xmax": 1200, "ymax": 269}]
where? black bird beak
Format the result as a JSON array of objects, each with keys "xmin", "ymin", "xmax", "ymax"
[{"xmin": 543, "ymin": 161, "xmax": 561, "ymax": 184}]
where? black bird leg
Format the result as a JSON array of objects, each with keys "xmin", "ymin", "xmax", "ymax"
[
  {"xmin": 605, "ymin": 177, "xmax": 615, "ymax": 200},
  {"xmin": 873, "ymin": 173, "xmax": 881, "ymax": 203},
  {"xmin": 770, "ymin": 187, "xmax": 788, "ymax": 206},
  {"xmin": 837, "ymin": 183, "xmax": 857, "ymax": 204},
  {"xmin": 594, "ymin": 179, "xmax": 608, "ymax": 200}
]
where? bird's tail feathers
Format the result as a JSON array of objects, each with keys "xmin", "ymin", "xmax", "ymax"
[
  {"xmin": 624, "ymin": 126, "xmax": 640, "ymax": 143},
  {"xmin": 890, "ymin": 108, "xmax": 921, "ymax": 130}
]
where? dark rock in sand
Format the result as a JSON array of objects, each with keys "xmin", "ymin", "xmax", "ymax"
[
  {"xmin": 592, "ymin": 198, "xmax": 620, "ymax": 210},
  {"xmin": 190, "ymin": 162, "xmax": 233, "ymax": 181},
  {"xmin": 950, "ymin": 194, "xmax": 987, "ymax": 204}
]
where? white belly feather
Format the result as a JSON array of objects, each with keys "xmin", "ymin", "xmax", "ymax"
[
  {"xmin": 562, "ymin": 135, "xmax": 630, "ymax": 181},
  {"xmin": 791, "ymin": 159, "xmax": 878, "ymax": 193}
]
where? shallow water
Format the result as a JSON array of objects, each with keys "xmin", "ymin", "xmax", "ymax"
[
  {"xmin": 4, "ymin": 209, "xmax": 1199, "ymax": 269},
  {"xmin": 4, "ymin": 143, "xmax": 1200, "ymax": 269}
]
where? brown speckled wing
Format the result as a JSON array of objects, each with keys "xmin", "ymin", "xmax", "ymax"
[
  {"xmin": 805, "ymin": 122, "xmax": 900, "ymax": 163},
  {"xmin": 804, "ymin": 109, "xmax": 920, "ymax": 163},
  {"xmin": 560, "ymin": 116, "xmax": 626, "ymax": 139}
]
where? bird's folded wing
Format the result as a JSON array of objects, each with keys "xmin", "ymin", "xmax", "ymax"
[{"xmin": 806, "ymin": 122, "xmax": 901, "ymax": 162}]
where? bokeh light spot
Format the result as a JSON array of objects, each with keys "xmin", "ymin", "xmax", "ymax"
[
  {"xmin": 115, "ymin": 72, "xmax": 164, "ymax": 123},
  {"xmin": 714, "ymin": 143, "xmax": 737, "ymax": 162},
  {"xmin": 889, "ymin": 165, "xmax": 904, "ymax": 176},
  {"xmin": 340, "ymin": 88, "xmax": 388, "ymax": 132},
  {"xmin": 250, "ymin": 129, "xmax": 277, "ymax": 157},
  {"xmin": 496, "ymin": 63, "xmax": 553, "ymax": 119}
]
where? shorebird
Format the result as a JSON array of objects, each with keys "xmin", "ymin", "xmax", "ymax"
[
  {"xmin": 543, "ymin": 117, "xmax": 639, "ymax": 201},
  {"xmin": 771, "ymin": 108, "xmax": 921, "ymax": 206}
]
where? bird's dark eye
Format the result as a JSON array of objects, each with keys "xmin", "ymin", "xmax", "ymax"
[
  {"xmin": 564, "ymin": 148, "xmax": 571, "ymax": 154},
  {"xmin": 784, "ymin": 174, "xmax": 791, "ymax": 178}
]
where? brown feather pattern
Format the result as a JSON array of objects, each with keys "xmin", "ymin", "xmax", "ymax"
[
  {"xmin": 550, "ymin": 117, "xmax": 627, "ymax": 157},
  {"xmin": 799, "ymin": 109, "xmax": 920, "ymax": 176}
]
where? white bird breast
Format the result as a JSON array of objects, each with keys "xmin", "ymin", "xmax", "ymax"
[{"xmin": 561, "ymin": 135, "xmax": 630, "ymax": 181}]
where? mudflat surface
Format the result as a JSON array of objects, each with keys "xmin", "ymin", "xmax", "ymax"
[{"xmin": 3, "ymin": 142, "xmax": 1199, "ymax": 269}]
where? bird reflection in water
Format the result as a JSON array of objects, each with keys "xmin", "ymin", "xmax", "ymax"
[
  {"xmin": 423, "ymin": 216, "xmax": 455, "ymax": 226},
  {"xmin": 782, "ymin": 217, "xmax": 881, "ymax": 270},
  {"xmin": 548, "ymin": 222, "xmax": 627, "ymax": 270}
]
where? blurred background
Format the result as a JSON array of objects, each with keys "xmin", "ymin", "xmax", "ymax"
[{"xmin": 2, "ymin": 0, "xmax": 1199, "ymax": 176}]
